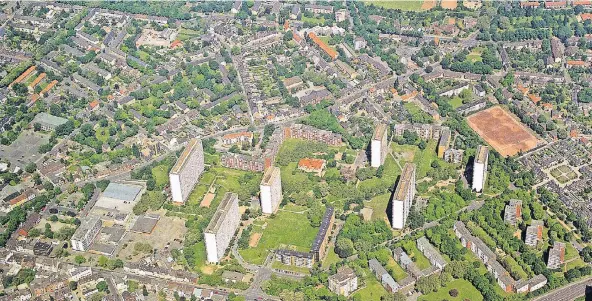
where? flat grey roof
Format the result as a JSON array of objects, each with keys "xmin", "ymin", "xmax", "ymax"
[
  {"xmin": 101, "ymin": 183, "xmax": 142, "ymax": 202},
  {"xmin": 131, "ymin": 215, "xmax": 160, "ymax": 233}
]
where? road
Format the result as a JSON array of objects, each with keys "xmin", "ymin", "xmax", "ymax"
[{"xmin": 533, "ymin": 276, "xmax": 592, "ymax": 301}]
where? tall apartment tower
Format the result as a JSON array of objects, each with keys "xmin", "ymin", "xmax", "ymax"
[
  {"xmin": 260, "ymin": 166, "xmax": 282, "ymax": 214},
  {"xmin": 169, "ymin": 139, "xmax": 205, "ymax": 203},
  {"xmin": 204, "ymin": 192, "xmax": 240, "ymax": 263},
  {"xmin": 391, "ymin": 163, "xmax": 416, "ymax": 229},
  {"xmin": 472, "ymin": 145, "xmax": 489, "ymax": 192},
  {"xmin": 371, "ymin": 123, "xmax": 388, "ymax": 168}
]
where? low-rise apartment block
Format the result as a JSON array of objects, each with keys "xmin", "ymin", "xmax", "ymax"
[
  {"xmin": 525, "ymin": 220, "xmax": 544, "ymax": 247},
  {"xmin": 369, "ymin": 259, "xmax": 399, "ymax": 292},
  {"xmin": 284, "ymin": 124, "xmax": 343, "ymax": 146},
  {"xmin": 393, "ymin": 124, "xmax": 448, "ymax": 141},
  {"xmin": 71, "ymin": 215, "xmax": 102, "ymax": 251},
  {"xmin": 275, "ymin": 249, "xmax": 314, "ymax": 268},
  {"xmin": 417, "ymin": 237, "xmax": 447, "ymax": 270},
  {"xmin": 504, "ymin": 199, "xmax": 523, "ymax": 226},
  {"xmin": 547, "ymin": 241, "xmax": 566, "ymax": 269},
  {"xmin": 328, "ymin": 266, "xmax": 358, "ymax": 296}
]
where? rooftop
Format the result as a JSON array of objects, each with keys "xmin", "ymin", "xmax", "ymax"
[
  {"xmin": 261, "ymin": 166, "xmax": 280, "ymax": 186},
  {"xmin": 101, "ymin": 183, "xmax": 143, "ymax": 203},
  {"xmin": 476, "ymin": 145, "xmax": 489, "ymax": 164},
  {"xmin": 373, "ymin": 123, "xmax": 387, "ymax": 141},
  {"xmin": 394, "ymin": 163, "xmax": 415, "ymax": 201},
  {"xmin": 205, "ymin": 193, "xmax": 238, "ymax": 234},
  {"xmin": 32, "ymin": 112, "xmax": 68, "ymax": 127},
  {"xmin": 311, "ymin": 206, "xmax": 334, "ymax": 253},
  {"xmin": 171, "ymin": 139, "xmax": 202, "ymax": 174}
]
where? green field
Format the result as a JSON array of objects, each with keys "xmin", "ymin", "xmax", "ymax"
[
  {"xmin": 239, "ymin": 204, "xmax": 319, "ymax": 265},
  {"xmin": 391, "ymin": 140, "xmax": 438, "ymax": 179},
  {"xmin": 387, "ymin": 257, "xmax": 408, "ymax": 281},
  {"xmin": 151, "ymin": 165, "xmax": 170, "ymax": 187},
  {"xmin": 418, "ymin": 279, "xmax": 483, "ymax": 301},
  {"xmin": 364, "ymin": 0, "xmax": 424, "ymax": 11},
  {"xmin": 402, "ymin": 240, "xmax": 431, "ymax": 270},
  {"xmin": 322, "ymin": 246, "xmax": 341, "ymax": 269},
  {"xmin": 301, "ymin": 15, "xmax": 326, "ymax": 25},
  {"xmin": 467, "ymin": 47, "xmax": 484, "ymax": 62},
  {"xmin": 404, "ymin": 102, "xmax": 433, "ymax": 123},
  {"xmin": 352, "ymin": 275, "xmax": 387, "ymax": 301},
  {"xmin": 449, "ymin": 96, "xmax": 464, "ymax": 109}
]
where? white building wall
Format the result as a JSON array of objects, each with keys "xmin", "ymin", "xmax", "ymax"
[
  {"xmin": 204, "ymin": 232, "xmax": 218, "ymax": 263},
  {"xmin": 260, "ymin": 185, "xmax": 273, "ymax": 214},
  {"xmin": 371, "ymin": 139, "xmax": 382, "ymax": 168},
  {"xmin": 391, "ymin": 201, "xmax": 405, "ymax": 229},
  {"xmin": 170, "ymin": 173, "xmax": 182, "ymax": 203},
  {"xmin": 473, "ymin": 162, "xmax": 485, "ymax": 192}
]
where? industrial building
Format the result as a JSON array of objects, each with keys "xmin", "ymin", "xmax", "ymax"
[
  {"xmin": 391, "ymin": 163, "xmax": 416, "ymax": 229},
  {"xmin": 260, "ymin": 166, "xmax": 282, "ymax": 214},
  {"xmin": 204, "ymin": 193, "xmax": 240, "ymax": 263},
  {"xmin": 90, "ymin": 182, "xmax": 144, "ymax": 223},
  {"xmin": 170, "ymin": 139, "xmax": 205, "ymax": 203},
  {"xmin": 371, "ymin": 123, "xmax": 388, "ymax": 168},
  {"xmin": 31, "ymin": 112, "xmax": 68, "ymax": 131},
  {"xmin": 472, "ymin": 145, "xmax": 489, "ymax": 192},
  {"xmin": 71, "ymin": 215, "xmax": 102, "ymax": 251}
]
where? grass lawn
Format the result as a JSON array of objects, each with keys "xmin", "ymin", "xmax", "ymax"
[
  {"xmin": 272, "ymin": 261, "xmax": 310, "ymax": 274},
  {"xmin": 239, "ymin": 204, "xmax": 318, "ymax": 265},
  {"xmin": 365, "ymin": 193, "xmax": 390, "ymax": 222},
  {"xmin": 352, "ymin": 275, "xmax": 387, "ymax": 301},
  {"xmin": 404, "ymin": 102, "xmax": 433, "ymax": 123},
  {"xmin": 318, "ymin": 36, "xmax": 337, "ymax": 52},
  {"xmin": 401, "ymin": 241, "xmax": 431, "ymax": 270},
  {"xmin": 322, "ymin": 246, "xmax": 341, "ymax": 269},
  {"xmin": 449, "ymin": 97, "xmax": 464, "ymax": 109},
  {"xmin": 387, "ymin": 257, "xmax": 408, "ymax": 281},
  {"xmin": 95, "ymin": 127, "xmax": 110, "ymax": 142},
  {"xmin": 151, "ymin": 165, "xmax": 170, "ymax": 187},
  {"xmin": 364, "ymin": 0, "xmax": 424, "ymax": 11},
  {"xmin": 467, "ymin": 47, "xmax": 484, "ymax": 62},
  {"xmin": 301, "ymin": 15, "xmax": 325, "ymax": 25},
  {"xmin": 565, "ymin": 242, "xmax": 580, "ymax": 261},
  {"xmin": 178, "ymin": 28, "xmax": 201, "ymax": 41},
  {"xmin": 566, "ymin": 258, "xmax": 587, "ymax": 270},
  {"xmin": 418, "ymin": 279, "xmax": 483, "ymax": 301}
]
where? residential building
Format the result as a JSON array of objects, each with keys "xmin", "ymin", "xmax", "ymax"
[
  {"xmin": 444, "ymin": 149, "xmax": 463, "ymax": 164},
  {"xmin": 284, "ymin": 124, "xmax": 342, "ymax": 146},
  {"xmin": 547, "ymin": 241, "xmax": 565, "ymax": 269},
  {"xmin": 368, "ymin": 259, "xmax": 399, "ymax": 292},
  {"xmin": 298, "ymin": 158, "xmax": 326, "ymax": 175},
  {"xmin": 417, "ymin": 237, "xmax": 447, "ymax": 270},
  {"xmin": 221, "ymin": 132, "xmax": 253, "ymax": 145},
  {"xmin": 437, "ymin": 128, "xmax": 451, "ymax": 159},
  {"xmin": 304, "ymin": 4, "xmax": 334, "ymax": 14},
  {"xmin": 472, "ymin": 145, "xmax": 489, "ymax": 192},
  {"xmin": 260, "ymin": 166, "xmax": 282, "ymax": 214},
  {"xmin": 371, "ymin": 123, "xmax": 388, "ymax": 168},
  {"xmin": 354, "ymin": 37, "xmax": 367, "ymax": 50},
  {"xmin": 391, "ymin": 163, "xmax": 416, "ymax": 229},
  {"xmin": 311, "ymin": 206, "xmax": 334, "ymax": 261},
  {"xmin": 308, "ymin": 32, "xmax": 338, "ymax": 60},
  {"xmin": 393, "ymin": 124, "xmax": 447, "ymax": 141},
  {"xmin": 504, "ymin": 199, "xmax": 522, "ymax": 226},
  {"xmin": 204, "ymin": 193, "xmax": 240, "ymax": 263},
  {"xmin": 525, "ymin": 220, "xmax": 544, "ymax": 247},
  {"xmin": 275, "ymin": 249, "xmax": 314, "ymax": 268},
  {"xmin": 393, "ymin": 247, "xmax": 422, "ymax": 279},
  {"xmin": 71, "ymin": 215, "xmax": 102, "ymax": 251},
  {"xmin": 335, "ymin": 9, "xmax": 347, "ymax": 22},
  {"xmin": 170, "ymin": 139, "xmax": 205, "ymax": 203},
  {"xmin": 328, "ymin": 266, "xmax": 358, "ymax": 296}
]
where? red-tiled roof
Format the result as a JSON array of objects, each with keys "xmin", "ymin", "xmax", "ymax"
[
  {"xmin": 308, "ymin": 32, "xmax": 338, "ymax": 60},
  {"xmin": 298, "ymin": 158, "xmax": 325, "ymax": 171}
]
